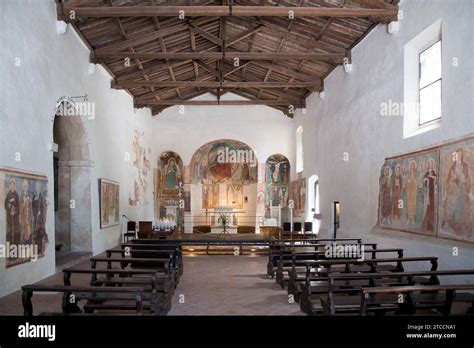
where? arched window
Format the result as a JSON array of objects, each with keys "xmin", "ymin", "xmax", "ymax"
[{"xmin": 296, "ymin": 126, "xmax": 304, "ymax": 173}]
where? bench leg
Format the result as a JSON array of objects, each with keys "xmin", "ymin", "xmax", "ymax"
[{"xmin": 22, "ymin": 290, "xmax": 33, "ymax": 316}]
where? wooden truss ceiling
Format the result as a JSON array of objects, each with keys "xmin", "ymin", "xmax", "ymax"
[{"xmin": 57, "ymin": 0, "xmax": 399, "ymax": 117}]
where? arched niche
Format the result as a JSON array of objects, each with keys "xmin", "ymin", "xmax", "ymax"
[{"xmin": 53, "ymin": 98, "xmax": 93, "ymax": 253}]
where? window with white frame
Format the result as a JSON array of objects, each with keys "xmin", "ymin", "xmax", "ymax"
[
  {"xmin": 296, "ymin": 126, "xmax": 304, "ymax": 173},
  {"xmin": 419, "ymin": 40, "xmax": 442, "ymax": 125},
  {"xmin": 403, "ymin": 20, "xmax": 442, "ymax": 138}
]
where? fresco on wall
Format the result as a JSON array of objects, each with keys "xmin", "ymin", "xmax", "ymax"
[
  {"xmin": 377, "ymin": 135, "xmax": 474, "ymax": 243},
  {"xmin": 377, "ymin": 149, "xmax": 439, "ymax": 235},
  {"xmin": 184, "ymin": 184, "xmax": 191, "ymax": 212},
  {"xmin": 202, "ymin": 184, "xmax": 220, "ymax": 209},
  {"xmin": 227, "ymin": 184, "xmax": 243, "ymax": 209},
  {"xmin": 438, "ymin": 139, "xmax": 474, "ymax": 242},
  {"xmin": 129, "ymin": 130, "xmax": 150, "ymax": 206},
  {"xmin": 265, "ymin": 155, "xmax": 290, "ymax": 208},
  {"xmin": 159, "ymin": 152, "xmax": 183, "ymax": 195},
  {"xmin": 0, "ymin": 168, "xmax": 49, "ymax": 268},
  {"xmin": 154, "ymin": 151, "xmax": 185, "ymax": 220},
  {"xmin": 289, "ymin": 178, "xmax": 306, "ymax": 214},
  {"xmin": 190, "ymin": 139, "xmax": 258, "ymax": 185},
  {"xmin": 99, "ymin": 179, "xmax": 120, "ymax": 229},
  {"xmin": 184, "ymin": 165, "xmax": 191, "ymax": 185}
]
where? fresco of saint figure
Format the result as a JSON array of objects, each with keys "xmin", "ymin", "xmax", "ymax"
[
  {"xmin": 165, "ymin": 158, "xmax": 179, "ymax": 190},
  {"xmin": 19, "ymin": 179, "xmax": 33, "ymax": 243},
  {"xmin": 421, "ymin": 158, "xmax": 437, "ymax": 231},
  {"xmin": 406, "ymin": 161, "xmax": 418, "ymax": 225},
  {"xmin": 31, "ymin": 180, "xmax": 48, "ymax": 255},
  {"xmin": 391, "ymin": 164, "xmax": 402, "ymax": 221},
  {"xmin": 442, "ymin": 148, "xmax": 472, "ymax": 236},
  {"xmin": 380, "ymin": 166, "xmax": 392, "ymax": 225},
  {"xmin": 5, "ymin": 178, "xmax": 20, "ymax": 245},
  {"xmin": 208, "ymin": 144, "xmax": 234, "ymax": 181}
]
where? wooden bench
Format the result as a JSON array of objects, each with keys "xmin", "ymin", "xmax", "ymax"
[
  {"xmin": 299, "ymin": 256, "xmax": 438, "ymax": 315},
  {"xmin": 109, "ymin": 245, "xmax": 183, "ymax": 280},
  {"xmin": 62, "ymin": 267, "xmax": 171, "ymax": 314},
  {"xmin": 21, "ymin": 285, "xmax": 146, "ymax": 316},
  {"xmin": 321, "ymin": 270, "xmax": 474, "ymax": 315},
  {"xmin": 90, "ymin": 256, "xmax": 171, "ymax": 271},
  {"xmin": 267, "ymin": 241, "xmax": 374, "ymax": 278},
  {"xmin": 286, "ymin": 248, "xmax": 404, "ymax": 300},
  {"xmin": 361, "ymin": 284, "xmax": 474, "ymax": 316},
  {"xmin": 272, "ymin": 243, "xmax": 379, "ymax": 284}
]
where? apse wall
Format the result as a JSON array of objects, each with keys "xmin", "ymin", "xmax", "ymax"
[
  {"xmin": 294, "ymin": 0, "xmax": 474, "ymax": 272},
  {"xmin": 0, "ymin": 0, "xmax": 153, "ymax": 296},
  {"xmin": 151, "ymin": 93, "xmax": 294, "ymax": 166},
  {"xmin": 150, "ymin": 94, "xmax": 295, "ymax": 227}
]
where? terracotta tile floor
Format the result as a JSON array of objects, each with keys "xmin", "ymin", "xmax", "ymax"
[
  {"xmin": 168, "ymin": 255, "xmax": 303, "ymax": 315},
  {"xmin": 0, "ymin": 255, "xmax": 304, "ymax": 316}
]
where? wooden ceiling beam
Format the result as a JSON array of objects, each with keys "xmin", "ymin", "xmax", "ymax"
[
  {"xmin": 189, "ymin": 23, "xmax": 223, "ymax": 47},
  {"xmin": 135, "ymin": 99, "xmax": 306, "ymax": 107},
  {"xmin": 60, "ymin": 6, "xmax": 398, "ymax": 22},
  {"xmin": 92, "ymin": 51, "xmax": 347, "ymax": 62},
  {"xmin": 112, "ymin": 80, "xmax": 322, "ymax": 89},
  {"xmin": 225, "ymin": 25, "xmax": 262, "ymax": 48}
]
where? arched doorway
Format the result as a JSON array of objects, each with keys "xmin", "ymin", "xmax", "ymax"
[{"xmin": 53, "ymin": 98, "xmax": 93, "ymax": 265}]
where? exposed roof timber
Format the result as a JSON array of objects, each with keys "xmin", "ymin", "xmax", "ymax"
[
  {"xmin": 58, "ymin": 0, "xmax": 400, "ymax": 117},
  {"xmin": 112, "ymin": 80, "xmax": 322, "ymax": 91},
  {"xmin": 135, "ymin": 99, "xmax": 306, "ymax": 107},
  {"xmin": 60, "ymin": 6, "xmax": 398, "ymax": 22},
  {"xmin": 92, "ymin": 51, "xmax": 347, "ymax": 63}
]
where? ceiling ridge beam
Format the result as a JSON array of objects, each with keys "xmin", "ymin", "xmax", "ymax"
[
  {"xmin": 112, "ymin": 80, "xmax": 322, "ymax": 89},
  {"xmin": 135, "ymin": 99, "xmax": 306, "ymax": 107},
  {"xmin": 92, "ymin": 51, "xmax": 347, "ymax": 62},
  {"xmin": 60, "ymin": 6, "xmax": 398, "ymax": 22}
]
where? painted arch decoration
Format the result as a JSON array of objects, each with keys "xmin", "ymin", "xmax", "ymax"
[{"xmin": 190, "ymin": 139, "xmax": 258, "ymax": 185}]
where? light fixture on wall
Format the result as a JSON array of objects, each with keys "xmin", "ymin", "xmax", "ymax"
[
  {"xmin": 88, "ymin": 64, "xmax": 96, "ymax": 75},
  {"xmin": 319, "ymin": 91, "xmax": 326, "ymax": 99},
  {"xmin": 388, "ymin": 21, "xmax": 400, "ymax": 35},
  {"xmin": 56, "ymin": 21, "xmax": 68, "ymax": 35},
  {"xmin": 343, "ymin": 62, "xmax": 353, "ymax": 74},
  {"xmin": 48, "ymin": 142, "xmax": 59, "ymax": 153}
]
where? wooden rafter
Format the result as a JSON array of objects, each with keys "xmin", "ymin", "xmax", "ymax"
[{"xmin": 58, "ymin": 0, "xmax": 400, "ymax": 117}]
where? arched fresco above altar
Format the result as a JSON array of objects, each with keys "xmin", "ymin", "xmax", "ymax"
[{"xmin": 190, "ymin": 139, "xmax": 258, "ymax": 185}]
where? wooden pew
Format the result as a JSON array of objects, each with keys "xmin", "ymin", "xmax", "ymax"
[
  {"xmin": 21, "ymin": 285, "xmax": 146, "ymax": 316},
  {"xmin": 109, "ymin": 246, "xmax": 183, "ymax": 281},
  {"xmin": 321, "ymin": 270, "xmax": 474, "ymax": 315},
  {"xmin": 62, "ymin": 268, "xmax": 171, "ymax": 315},
  {"xmin": 286, "ymin": 248, "xmax": 404, "ymax": 301},
  {"xmin": 267, "ymin": 241, "xmax": 373, "ymax": 278},
  {"xmin": 273, "ymin": 243, "xmax": 379, "ymax": 286},
  {"xmin": 299, "ymin": 256, "xmax": 438, "ymax": 315},
  {"xmin": 361, "ymin": 284, "xmax": 474, "ymax": 316}
]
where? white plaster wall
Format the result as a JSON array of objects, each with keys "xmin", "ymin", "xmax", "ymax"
[
  {"xmin": 151, "ymin": 93, "xmax": 294, "ymax": 166},
  {"xmin": 0, "ymin": 0, "xmax": 153, "ymax": 296},
  {"xmin": 294, "ymin": 0, "xmax": 474, "ymax": 272}
]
